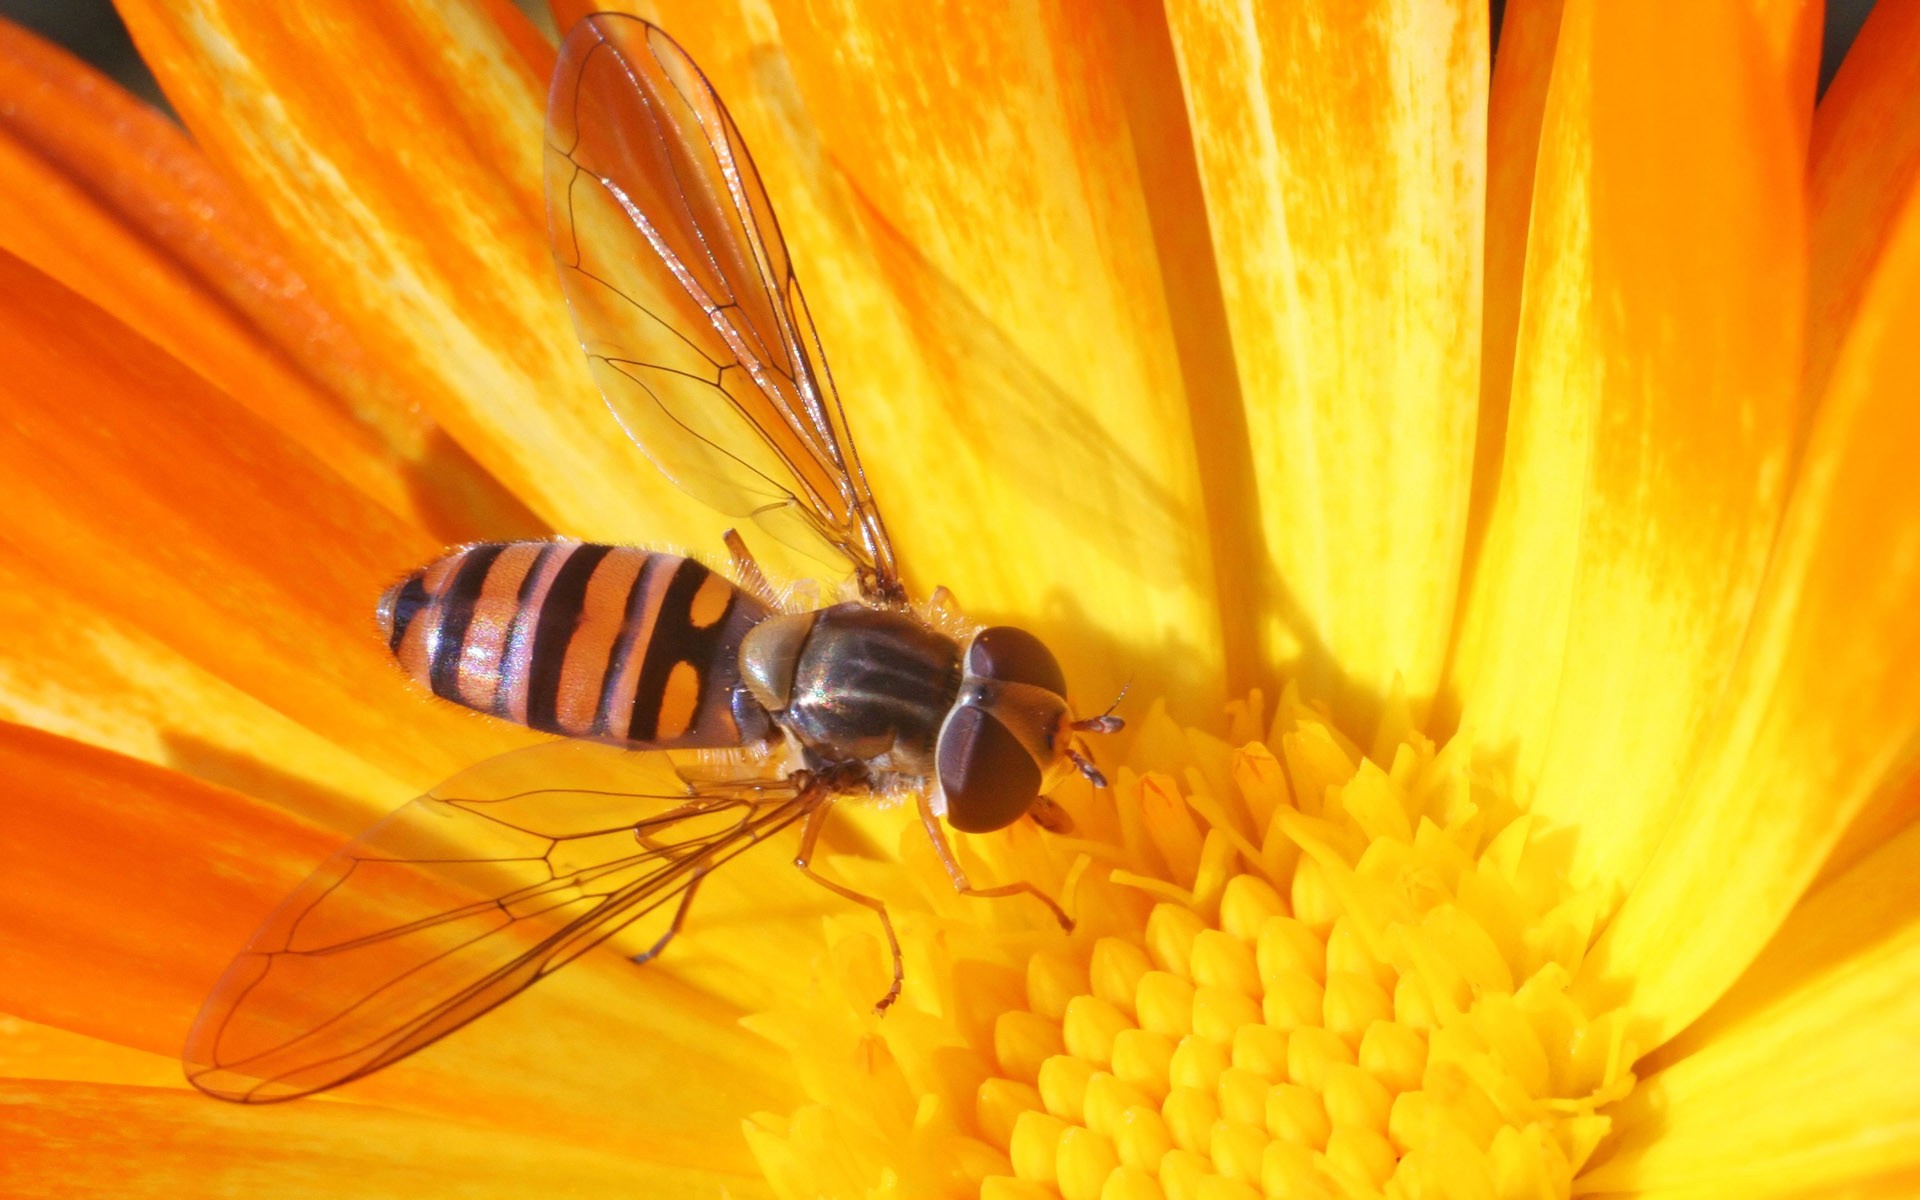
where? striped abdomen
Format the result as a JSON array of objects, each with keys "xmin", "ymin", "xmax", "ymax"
[{"xmin": 378, "ymin": 542, "xmax": 773, "ymax": 748}]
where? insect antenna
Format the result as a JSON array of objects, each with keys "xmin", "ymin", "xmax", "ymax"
[{"xmin": 1071, "ymin": 675, "xmax": 1132, "ymax": 735}]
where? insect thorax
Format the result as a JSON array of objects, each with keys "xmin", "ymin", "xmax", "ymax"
[{"xmin": 740, "ymin": 603, "xmax": 962, "ymax": 778}]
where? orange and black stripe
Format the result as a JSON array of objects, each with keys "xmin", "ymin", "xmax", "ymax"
[{"xmin": 378, "ymin": 542, "xmax": 774, "ymax": 749}]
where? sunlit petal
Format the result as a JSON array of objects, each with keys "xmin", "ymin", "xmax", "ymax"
[
  {"xmin": 2, "ymin": 4, "xmax": 1912, "ymax": 1195},
  {"xmin": 0, "ymin": 554, "xmax": 404, "ymax": 825},
  {"xmin": 114, "ymin": 0, "xmax": 713, "ymax": 543},
  {"xmin": 1, "ymin": 1020, "xmax": 182, "ymax": 1090},
  {"xmin": 687, "ymin": 0, "xmax": 1232, "ymax": 716},
  {"xmin": 0, "ymin": 722, "xmax": 837, "ymax": 1171},
  {"xmin": 1581, "ymin": 822, "xmax": 1920, "ymax": 1197},
  {"xmin": 1447, "ymin": 0, "xmax": 1800, "ymax": 905},
  {"xmin": 0, "ymin": 253, "xmax": 530, "ymax": 791},
  {"xmin": 1166, "ymin": 0, "xmax": 1486, "ymax": 731},
  {"xmin": 0, "ymin": 20, "xmax": 535, "ymax": 546},
  {"xmin": 1578, "ymin": 168, "xmax": 1920, "ymax": 1044},
  {"xmin": 0, "ymin": 722, "xmax": 336, "ymax": 1054},
  {"xmin": 0, "ymin": 1080, "xmax": 764, "ymax": 1199}
]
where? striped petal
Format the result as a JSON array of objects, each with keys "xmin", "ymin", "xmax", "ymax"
[
  {"xmin": 1577, "ymin": 161, "xmax": 1920, "ymax": 1044},
  {"xmin": 114, "ymin": 0, "xmax": 714, "ymax": 545},
  {"xmin": 0, "ymin": 253, "xmax": 529, "ymax": 796},
  {"xmin": 1446, "ymin": 0, "xmax": 1800, "ymax": 904},
  {"xmin": 661, "ymin": 0, "xmax": 1232, "ymax": 715},
  {"xmin": 1166, "ymin": 0, "xmax": 1486, "ymax": 730},
  {"xmin": 1805, "ymin": 1, "xmax": 1920, "ymax": 416},
  {"xmin": 1581, "ymin": 822, "xmax": 1920, "ymax": 1196}
]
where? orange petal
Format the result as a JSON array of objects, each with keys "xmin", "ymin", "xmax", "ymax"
[
  {"xmin": 1446, "ymin": 0, "xmax": 1801, "ymax": 903},
  {"xmin": 0, "ymin": 20, "xmax": 537, "ymax": 546},
  {"xmin": 1473, "ymin": 0, "xmax": 1566, "ymax": 571},
  {"xmin": 1582, "ymin": 822, "xmax": 1920, "ymax": 1196},
  {"xmin": 0, "ymin": 723, "xmax": 339, "ymax": 1056},
  {"xmin": 1747, "ymin": 0, "xmax": 1823, "ymax": 142},
  {"xmin": 0, "ymin": 722, "xmax": 841, "ymax": 1167},
  {"xmin": 1805, "ymin": 1, "xmax": 1920, "ymax": 419},
  {"xmin": 1163, "ymin": 0, "xmax": 1487, "ymax": 730},
  {"xmin": 0, "ymin": 1080, "xmax": 762, "ymax": 1198},
  {"xmin": 629, "ymin": 0, "xmax": 1232, "ymax": 715},
  {"xmin": 0, "ymin": 551, "xmax": 406, "ymax": 828},
  {"xmin": 1577, "ymin": 167, "xmax": 1920, "ymax": 1045},
  {"xmin": 1, "ymin": 1019, "xmax": 183, "ymax": 1090},
  {"xmin": 114, "ymin": 0, "xmax": 713, "ymax": 543},
  {"xmin": 1816, "ymin": 757, "xmax": 1920, "ymax": 890},
  {"xmin": 0, "ymin": 253, "xmax": 530, "ymax": 792}
]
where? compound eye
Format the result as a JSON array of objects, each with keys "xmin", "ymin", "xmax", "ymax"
[
  {"xmin": 967, "ymin": 626, "xmax": 1066, "ymax": 696},
  {"xmin": 937, "ymin": 705, "xmax": 1043, "ymax": 833}
]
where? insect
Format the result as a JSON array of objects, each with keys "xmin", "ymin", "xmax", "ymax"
[{"xmin": 184, "ymin": 13, "xmax": 1122, "ymax": 1104}]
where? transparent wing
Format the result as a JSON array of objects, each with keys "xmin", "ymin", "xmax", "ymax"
[
  {"xmin": 184, "ymin": 740, "xmax": 815, "ymax": 1103},
  {"xmin": 545, "ymin": 14, "xmax": 902, "ymax": 602}
]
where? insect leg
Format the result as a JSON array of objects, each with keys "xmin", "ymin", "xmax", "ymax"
[
  {"xmin": 721, "ymin": 528, "xmax": 782, "ymax": 609},
  {"xmin": 793, "ymin": 795, "xmax": 903, "ymax": 1013},
  {"xmin": 632, "ymin": 871, "xmax": 705, "ymax": 966},
  {"xmin": 926, "ymin": 585, "xmax": 963, "ymax": 626},
  {"xmin": 916, "ymin": 791, "xmax": 1074, "ymax": 932}
]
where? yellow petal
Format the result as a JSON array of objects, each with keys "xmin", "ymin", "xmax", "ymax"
[
  {"xmin": 115, "ymin": 0, "xmax": 712, "ymax": 543},
  {"xmin": 1447, "ymin": 0, "xmax": 1800, "ymax": 904},
  {"xmin": 648, "ymin": 0, "xmax": 1230, "ymax": 715},
  {"xmin": 1580, "ymin": 821, "xmax": 1920, "ymax": 1197},
  {"xmin": 1578, "ymin": 165, "xmax": 1920, "ymax": 1044},
  {"xmin": 1805, "ymin": 1, "xmax": 1920, "ymax": 419},
  {"xmin": 1166, "ymin": 0, "xmax": 1487, "ymax": 730}
]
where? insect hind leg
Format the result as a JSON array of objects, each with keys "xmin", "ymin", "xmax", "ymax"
[
  {"xmin": 627, "ymin": 798, "xmax": 750, "ymax": 967},
  {"xmin": 631, "ymin": 872, "xmax": 705, "ymax": 966}
]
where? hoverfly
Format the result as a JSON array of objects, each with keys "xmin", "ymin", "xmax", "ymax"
[{"xmin": 184, "ymin": 14, "xmax": 1121, "ymax": 1103}]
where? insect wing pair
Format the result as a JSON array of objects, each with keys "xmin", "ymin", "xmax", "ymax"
[{"xmin": 185, "ymin": 15, "xmax": 1107, "ymax": 1103}]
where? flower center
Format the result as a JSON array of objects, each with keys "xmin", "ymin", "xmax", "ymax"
[{"xmin": 743, "ymin": 687, "xmax": 1639, "ymax": 1199}]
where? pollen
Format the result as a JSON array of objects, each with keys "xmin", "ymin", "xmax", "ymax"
[{"xmin": 741, "ymin": 686, "xmax": 1638, "ymax": 1198}]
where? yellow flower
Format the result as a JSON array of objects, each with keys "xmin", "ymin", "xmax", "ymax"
[{"xmin": 1, "ymin": 0, "xmax": 1917, "ymax": 1197}]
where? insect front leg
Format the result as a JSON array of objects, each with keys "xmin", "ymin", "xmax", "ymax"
[
  {"xmin": 916, "ymin": 791, "xmax": 1073, "ymax": 932},
  {"xmin": 794, "ymin": 796, "xmax": 903, "ymax": 1013}
]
